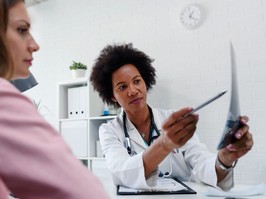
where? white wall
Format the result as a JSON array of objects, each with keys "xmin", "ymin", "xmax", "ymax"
[{"xmin": 26, "ymin": 0, "xmax": 266, "ymax": 184}]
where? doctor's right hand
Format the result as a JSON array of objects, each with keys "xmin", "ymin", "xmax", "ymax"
[{"xmin": 159, "ymin": 107, "xmax": 199, "ymax": 152}]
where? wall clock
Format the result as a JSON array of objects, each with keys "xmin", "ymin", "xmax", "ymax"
[{"xmin": 180, "ymin": 5, "xmax": 202, "ymax": 29}]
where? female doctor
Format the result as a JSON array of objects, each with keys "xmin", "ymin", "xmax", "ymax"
[{"xmin": 90, "ymin": 43, "xmax": 253, "ymax": 191}]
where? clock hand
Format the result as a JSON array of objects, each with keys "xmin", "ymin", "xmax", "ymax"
[{"xmin": 189, "ymin": 10, "xmax": 194, "ymax": 18}]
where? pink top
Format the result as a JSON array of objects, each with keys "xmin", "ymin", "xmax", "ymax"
[{"xmin": 0, "ymin": 79, "xmax": 109, "ymax": 199}]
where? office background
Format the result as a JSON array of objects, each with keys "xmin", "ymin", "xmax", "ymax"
[{"xmin": 25, "ymin": 0, "xmax": 266, "ymax": 184}]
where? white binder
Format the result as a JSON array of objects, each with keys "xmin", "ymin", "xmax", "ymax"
[
  {"xmin": 79, "ymin": 86, "xmax": 88, "ymax": 118},
  {"xmin": 68, "ymin": 87, "xmax": 79, "ymax": 119},
  {"xmin": 68, "ymin": 86, "xmax": 88, "ymax": 119}
]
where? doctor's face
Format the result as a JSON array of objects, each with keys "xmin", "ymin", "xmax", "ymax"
[
  {"xmin": 112, "ymin": 64, "xmax": 147, "ymax": 114},
  {"xmin": 6, "ymin": 1, "xmax": 39, "ymax": 79}
]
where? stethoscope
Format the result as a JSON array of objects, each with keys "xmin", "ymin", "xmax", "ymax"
[
  {"xmin": 123, "ymin": 106, "xmax": 173, "ymax": 177},
  {"xmin": 123, "ymin": 106, "xmax": 160, "ymax": 156}
]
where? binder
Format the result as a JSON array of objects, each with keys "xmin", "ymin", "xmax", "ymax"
[
  {"xmin": 79, "ymin": 86, "xmax": 88, "ymax": 118},
  {"xmin": 68, "ymin": 86, "xmax": 88, "ymax": 119},
  {"xmin": 68, "ymin": 87, "xmax": 79, "ymax": 119},
  {"xmin": 117, "ymin": 178, "xmax": 196, "ymax": 195}
]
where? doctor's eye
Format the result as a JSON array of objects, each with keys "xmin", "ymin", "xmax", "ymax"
[
  {"xmin": 118, "ymin": 84, "xmax": 127, "ymax": 91},
  {"xmin": 133, "ymin": 79, "xmax": 141, "ymax": 85}
]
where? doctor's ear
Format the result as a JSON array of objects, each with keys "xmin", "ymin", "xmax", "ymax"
[
  {"xmin": 111, "ymin": 97, "xmax": 120, "ymax": 108},
  {"xmin": 111, "ymin": 97, "xmax": 117, "ymax": 102}
]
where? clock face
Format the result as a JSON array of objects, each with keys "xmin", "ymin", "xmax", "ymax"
[{"xmin": 180, "ymin": 5, "xmax": 201, "ymax": 29}]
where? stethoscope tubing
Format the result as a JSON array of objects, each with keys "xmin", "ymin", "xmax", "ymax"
[{"xmin": 123, "ymin": 106, "xmax": 160, "ymax": 156}]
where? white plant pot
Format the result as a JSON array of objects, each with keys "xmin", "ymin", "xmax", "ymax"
[{"xmin": 71, "ymin": 69, "xmax": 86, "ymax": 78}]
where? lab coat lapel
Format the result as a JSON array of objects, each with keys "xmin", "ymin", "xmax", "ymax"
[
  {"xmin": 125, "ymin": 117, "xmax": 147, "ymax": 149},
  {"xmin": 150, "ymin": 106, "xmax": 163, "ymax": 134}
]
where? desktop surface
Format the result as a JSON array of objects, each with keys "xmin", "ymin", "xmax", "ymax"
[{"xmin": 101, "ymin": 181, "xmax": 266, "ymax": 199}]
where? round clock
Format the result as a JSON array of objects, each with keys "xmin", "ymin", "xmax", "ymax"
[{"xmin": 180, "ymin": 5, "xmax": 202, "ymax": 29}]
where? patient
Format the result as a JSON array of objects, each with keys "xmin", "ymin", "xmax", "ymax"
[{"xmin": 0, "ymin": 0, "xmax": 109, "ymax": 198}]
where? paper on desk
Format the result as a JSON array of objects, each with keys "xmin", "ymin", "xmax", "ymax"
[
  {"xmin": 204, "ymin": 183, "xmax": 266, "ymax": 197},
  {"xmin": 118, "ymin": 178, "xmax": 187, "ymax": 193}
]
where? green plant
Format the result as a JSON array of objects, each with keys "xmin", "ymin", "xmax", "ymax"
[{"xmin": 69, "ymin": 61, "xmax": 87, "ymax": 70}]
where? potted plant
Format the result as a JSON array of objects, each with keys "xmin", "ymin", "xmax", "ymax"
[{"xmin": 69, "ymin": 61, "xmax": 87, "ymax": 78}]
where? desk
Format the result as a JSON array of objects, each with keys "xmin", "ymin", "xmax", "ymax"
[{"xmin": 100, "ymin": 179, "xmax": 266, "ymax": 199}]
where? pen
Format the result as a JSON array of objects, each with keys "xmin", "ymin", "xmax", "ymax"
[{"xmin": 184, "ymin": 90, "xmax": 227, "ymax": 117}]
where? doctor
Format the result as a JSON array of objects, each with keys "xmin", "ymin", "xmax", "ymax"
[{"xmin": 90, "ymin": 43, "xmax": 253, "ymax": 191}]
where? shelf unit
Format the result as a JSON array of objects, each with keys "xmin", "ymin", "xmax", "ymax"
[{"xmin": 57, "ymin": 77, "xmax": 116, "ymax": 170}]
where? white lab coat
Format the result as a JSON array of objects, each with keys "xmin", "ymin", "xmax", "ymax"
[{"xmin": 99, "ymin": 106, "xmax": 233, "ymax": 190}]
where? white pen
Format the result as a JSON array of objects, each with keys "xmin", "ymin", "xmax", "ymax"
[{"xmin": 184, "ymin": 90, "xmax": 227, "ymax": 117}]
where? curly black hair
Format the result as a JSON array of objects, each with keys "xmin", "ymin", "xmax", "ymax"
[{"xmin": 90, "ymin": 43, "xmax": 157, "ymax": 107}]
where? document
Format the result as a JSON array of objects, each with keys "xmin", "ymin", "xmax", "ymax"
[
  {"xmin": 117, "ymin": 178, "xmax": 196, "ymax": 195},
  {"xmin": 204, "ymin": 183, "xmax": 266, "ymax": 197},
  {"xmin": 217, "ymin": 43, "xmax": 243, "ymax": 149}
]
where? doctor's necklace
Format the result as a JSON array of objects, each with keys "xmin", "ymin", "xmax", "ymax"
[
  {"xmin": 135, "ymin": 109, "xmax": 159, "ymax": 145},
  {"xmin": 137, "ymin": 120, "xmax": 151, "ymax": 139},
  {"xmin": 139, "ymin": 122, "xmax": 158, "ymax": 146},
  {"xmin": 123, "ymin": 106, "xmax": 162, "ymax": 156}
]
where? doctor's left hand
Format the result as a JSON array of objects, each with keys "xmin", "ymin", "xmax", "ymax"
[
  {"xmin": 160, "ymin": 107, "xmax": 199, "ymax": 152},
  {"xmin": 218, "ymin": 116, "xmax": 253, "ymax": 168}
]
